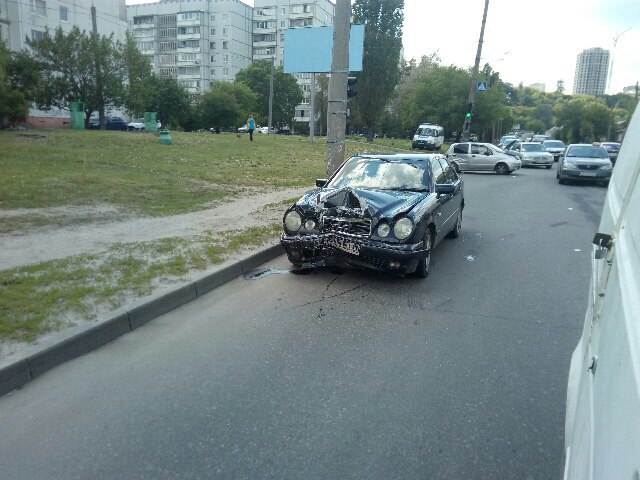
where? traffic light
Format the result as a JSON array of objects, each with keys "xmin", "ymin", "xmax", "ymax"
[
  {"xmin": 465, "ymin": 102, "xmax": 473, "ymax": 118},
  {"xmin": 347, "ymin": 76, "xmax": 358, "ymax": 98}
]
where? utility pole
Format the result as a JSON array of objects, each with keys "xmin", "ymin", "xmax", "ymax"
[
  {"xmin": 326, "ymin": 0, "xmax": 350, "ymax": 177},
  {"xmin": 268, "ymin": 55, "xmax": 274, "ymax": 133},
  {"xmin": 461, "ymin": 0, "xmax": 490, "ymax": 142},
  {"xmin": 309, "ymin": 73, "xmax": 315, "ymax": 143},
  {"xmin": 91, "ymin": 3, "xmax": 105, "ymax": 129},
  {"xmin": 607, "ymin": 27, "xmax": 631, "ymax": 95}
]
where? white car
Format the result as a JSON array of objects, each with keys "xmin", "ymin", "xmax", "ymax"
[
  {"xmin": 445, "ymin": 142, "xmax": 521, "ymax": 174},
  {"xmin": 127, "ymin": 118, "xmax": 161, "ymax": 131},
  {"xmin": 127, "ymin": 118, "xmax": 145, "ymax": 131},
  {"xmin": 505, "ymin": 141, "xmax": 554, "ymax": 168}
]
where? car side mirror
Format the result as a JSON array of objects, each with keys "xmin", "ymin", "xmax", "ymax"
[
  {"xmin": 485, "ymin": 151, "xmax": 492, "ymax": 156},
  {"xmin": 316, "ymin": 179, "xmax": 327, "ymax": 188},
  {"xmin": 435, "ymin": 183, "xmax": 455, "ymax": 195}
]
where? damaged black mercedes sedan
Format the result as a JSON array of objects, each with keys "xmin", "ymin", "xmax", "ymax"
[{"xmin": 281, "ymin": 153, "xmax": 464, "ymax": 277}]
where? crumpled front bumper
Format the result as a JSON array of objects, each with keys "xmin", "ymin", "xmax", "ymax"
[{"xmin": 281, "ymin": 233, "xmax": 427, "ymax": 273}]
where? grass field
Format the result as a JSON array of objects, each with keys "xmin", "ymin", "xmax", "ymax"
[
  {"xmin": 0, "ymin": 129, "xmax": 416, "ymax": 216},
  {"xmin": 0, "ymin": 129, "xmax": 431, "ymax": 342}
]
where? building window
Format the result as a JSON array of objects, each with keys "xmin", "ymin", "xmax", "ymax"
[
  {"xmin": 133, "ymin": 29, "xmax": 154, "ymax": 38},
  {"xmin": 32, "ymin": 0, "xmax": 46, "ymax": 17},
  {"xmin": 281, "ymin": 21, "xmax": 286, "ymax": 27},
  {"xmin": 222, "ymin": 41, "xmax": 228, "ymax": 49},
  {"xmin": 138, "ymin": 41, "xmax": 154, "ymax": 51},
  {"xmin": 134, "ymin": 16, "xmax": 154, "ymax": 25},
  {"xmin": 177, "ymin": 12, "xmax": 201, "ymax": 21},
  {"xmin": 31, "ymin": 30, "xmax": 44, "ymax": 41},
  {"xmin": 159, "ymin": 41, "xmax": 177, "ymax": 51},
  {"xmin": 178, "ymin": 26, "xmax": 200, "ymax": 35},
  {"xmin": 211, "ymin": 14, "xmax": 216, "ymax": 21},
  {"xmin": 159, "ymin": 67, "xmax": 177, "ymax": 76},
  {"xmin": 178, "ymin": 67, "xmax": 200, "ymax": 75},
  {"xmin": 179, "ymin": 53, "xmax": 198, "ymax": 61},
  {"xmin": 210, "ymin": 41, "xmax": 216, "ymax": 49},
  {"xmin": 160, "ymin": 54, "xmax": 177, "ymax": 65},
  {"xmin": 159, "ymin": 15, "xmax": 176, "ymax": 26},
  {"xmin": 211, "ymin": 69, "xmax": 215, "ymax": 76},
  {"xmin": 59, "ymin": 6, "xmax": 68, "ymax": 22},
  {"xmin": 159, "ymin": 28, "xmax": 177, "ymax": 38},
  {"xmin": 222, "ymin": 13, "xmax": 229, "ymax": 21},
  {"xmin": 223, "ymin": 67, "xmax": 229, "ymax": 76},
  {"xmin": 223, "ymin": 54, "xmax": 229, "ymax": 62},
  {"xmin": 210, "ymin": 28, "xmax": 216, "ymax": 35},
  {"xmin": 178, "ymin": 40, "xmax": 200, "ymax": 48},
  {"xmin": 255, "ymin": 21, "xmax": 275, "ymax": 29},
  {"xmin": 222, "ymin": 28, "xmax": 228, "ymax": 35}
]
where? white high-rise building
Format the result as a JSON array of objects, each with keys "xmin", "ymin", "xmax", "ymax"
[
  {"xmin": 126, "ymin": 0, "xmax": 253, "ymax": 96},
  {"xmin": 253, "ymin": 0, "xmax": 334, "ymax": 124},
  {"xmin": 573, "ymin": 47, "xmax": 610, "ymax": 96}
]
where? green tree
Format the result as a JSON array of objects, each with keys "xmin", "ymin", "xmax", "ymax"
[
  {"xmin": 235, "ymin": 60, "xmax": 302, "ymax": 128},
  {"xmin": 351, "ymin": 0, "xmax": 404, "ymax": 142},
  {"xmin": 0, "ymin": 43, "xmax": 30, "ymax": 123},
  {"xmin": 147, "ymin": 74, "xmax": 192, "ymax": 129},
  {"xmin": 123, "ymin": 33, "xmax": 154, "ymax": 117},
  {"xmin": 199, "ymin": 81, "xmax": 257, "ymax": 129},
  {"xmin": 26, "ymin": 26, "xmax": 127, "ymax": 127}
]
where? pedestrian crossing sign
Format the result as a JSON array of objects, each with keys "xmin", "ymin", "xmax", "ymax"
[{"xmin": 477, "ymin": 81, "xmax": 488, "ymax": 92}]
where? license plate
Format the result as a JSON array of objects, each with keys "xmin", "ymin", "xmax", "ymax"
[
  {"xmin": 580, "ymin": 172, "xmax": 597, "ymax": 177},
  {"xmin": 326, "ymin": 235, "xmax": 360, "ymax": 256}
]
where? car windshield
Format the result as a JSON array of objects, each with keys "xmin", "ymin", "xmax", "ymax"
[
  {"xmin": 417, "ymin": 127, "xmax": 437, "ymax": 136},
  {"xmin": 543, "ymin": 140, "xmax": 565, "ymax": 148},
  {"xmin": 566, "ymin": 146, "xmax": 609, "ymax": 158},
  {"xmin": 328, "ymin": 157, "xmax": 431, "ymax": 191},
  {"xmin": 601, "ymin": 143, "xmax": 620, "ymax": 150},
  {"xmin": 522, "ymin": 144, "xmax": 545, "ymax": 152}
]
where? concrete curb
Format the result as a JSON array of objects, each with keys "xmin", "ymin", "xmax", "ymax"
[{"xmin": 0, "ymin": 243, "xmax": 285, "ymax": 397}]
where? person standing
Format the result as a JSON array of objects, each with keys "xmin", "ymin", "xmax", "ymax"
[{"xmin": 247, "ymin": 114, "xmax": 255, "ymax": 141}]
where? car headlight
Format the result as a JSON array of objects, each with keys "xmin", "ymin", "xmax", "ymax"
[
  {"xmin": 393, "ymin": 218, "xmax": 413, "ymax": 240},
  {"xmin": 304, "ymin": 219, "xmax": 317, "ymax": 231},
  {"xmin": 599, "ymin": 164, "xmax": 613, "ymax": 171},
  {"xmin": 377, "ymin": 223, "xmax": 391, "ymax": 238},
  {"xmin": 563, "ymin": 162, "xmax": 578, "ymax": 169},
  {"xmin": 284, "ymin": 210, "xmax": 302, "ymax": 232}
]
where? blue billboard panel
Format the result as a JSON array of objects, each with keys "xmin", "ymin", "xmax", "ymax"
[{"xmin": 283, "ymin": 24, "xmax": 364, "ymax": 73}]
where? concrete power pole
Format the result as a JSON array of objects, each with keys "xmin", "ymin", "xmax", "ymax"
[
  {"xmin": 326, "ymin": 0, "xmax": 351, "ymax": 177},
  {"xmin": 461, "ymin": 0, "xmax": 490, "ymax": 141},
  {"xmin": 268, "ymin": 55, "xmax": 274, "ymax": 133}
]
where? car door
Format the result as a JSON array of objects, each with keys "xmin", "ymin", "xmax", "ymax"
[
  {"xmin": 449, "ymin": 143, "xmax": 470, "ymax": 171},
  {"xmin": 436, "ymin": 157, "xmax": 461, "ymax": 233},
  {"xmin": 471, "ymin": 144, "xmax": 492, "ymax": 170}
]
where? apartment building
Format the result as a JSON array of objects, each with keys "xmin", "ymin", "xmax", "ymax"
[
  {"xmin": 0, "ymin": 0, "xmax": 128, "ymax": 126},
  {"xmin": 126, "ymin": 0, "xmax": 253, "ymax": 96},
  {"xmin": 253, "ymin": 0, "xmax": 334, "ymax": 123},
  {"xmin": 0, "ymin": 0, "xmax": 128, "ymax": 51},
  {"xmin": 573, "ymin": 47, "xmax": 610, "ymax": 96}
]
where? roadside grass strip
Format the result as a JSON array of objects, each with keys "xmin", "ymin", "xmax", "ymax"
[{"xmin": 0, "ymin": 224, "xmax": 281, "ymax": 342}]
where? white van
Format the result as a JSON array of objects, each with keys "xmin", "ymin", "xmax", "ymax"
[
  {"xmin": 412, "ymin": 123, "xmax": 444, "ymax": 151},
  {"xmin": 563, "ymin": 104, "xmax": 640, "ymax": 479}
]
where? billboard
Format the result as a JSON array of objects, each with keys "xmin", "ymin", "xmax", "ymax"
[{"xmin": 283, "ymin": 24, "xmax": 365, "ymax": 73}]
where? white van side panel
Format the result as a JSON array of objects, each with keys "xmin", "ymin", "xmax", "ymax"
[{"xmin": 564, "ymin": 105, "xmax": 640, "ymax": 479}]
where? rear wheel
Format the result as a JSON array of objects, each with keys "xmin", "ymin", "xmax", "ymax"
[
  {"xmin": 495, "ymin": 163, "xmax": 509, "ymax": 175},
  {"xmin": 413, "ymin": 228, "xmax": 432, "ymax": 278}
]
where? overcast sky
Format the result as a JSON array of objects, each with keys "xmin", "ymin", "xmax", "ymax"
[{"xmin": 126, "ymin": 0, "xmax": 639, "ymax": 94}]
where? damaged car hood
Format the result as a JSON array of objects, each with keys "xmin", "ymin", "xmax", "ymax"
[{"xmin": 296, "ymin": 187, "xmax": 427, "ymax": 219}]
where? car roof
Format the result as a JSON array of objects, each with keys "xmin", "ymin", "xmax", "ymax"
[{"xmin": 353, "ymin": 152, "xmax": 443, "ymax": 160}]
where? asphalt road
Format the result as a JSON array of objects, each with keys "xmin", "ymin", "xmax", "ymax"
[{"xmin": 0, "ymin": 166, "xmax": 607, "ymax": 480}]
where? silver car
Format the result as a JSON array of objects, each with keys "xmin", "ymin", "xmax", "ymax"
[
  {"xmin": 557, "ymin": 144, "xmax": 613, "ymax": 186},
  {"xmin": 505, "ymin": 142, "xmax": 554, "ymax": 168},
  {"xmin": 600, "ymin": 142, "xmax": 621, "ymax": 165},
  {"xmin": 542, "ymin": 139, "xmax": 566, "ymax": 162},
  {"xmin": 445, "ymin": 142, "xmax": 521, "ymax": 175}
]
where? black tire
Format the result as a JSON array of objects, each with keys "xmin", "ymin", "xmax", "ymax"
[
  {"xmin": 448, "ymin": 210, "xmax": 462, "ymax": 238},
  {"xmin": 556, "ymin": 171, "xmax": 559, "ymax": 179},
  {"xmin": 495, "ymin": 163, "xmax": 509, "ymax": 175},
  {"xmin": 451, "ymin": 162, "xmax": 461, "ymax": 174},
  {"xmin": 545, "ymin": 164, "xmax": 552, "ymax": 169},
  {"xmin": 413, "ymin": 228, "xmax": 432, "ymax": 278},
  {"xmin": 559, "ymin": 177, "xmax": 565, "ymax": 185}
]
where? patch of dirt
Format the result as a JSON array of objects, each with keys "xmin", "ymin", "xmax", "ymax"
[{"xmin": 0, "ymin": 186, "xmax": 307, "ymax": 270}]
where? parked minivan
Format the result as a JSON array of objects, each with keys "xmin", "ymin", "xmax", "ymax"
[
  {"xmin": 563, "ymin": 104, "xmax": 639, "ymax": 479},
  {"xmin": 412, "ymin": 123, "xmax": 444, "ymax": 151}
]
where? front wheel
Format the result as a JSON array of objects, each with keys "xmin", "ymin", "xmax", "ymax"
[
  {"xmin": 494, "ymin": 163, "xmax": 510, "ymax": 175},
  {"xmin": 413, "ymin": 228, "xmax": 432, "ymax": 278},
  {"xmin": 448, "ymin": 210, "xmax": 462, "ymax": 238}
]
